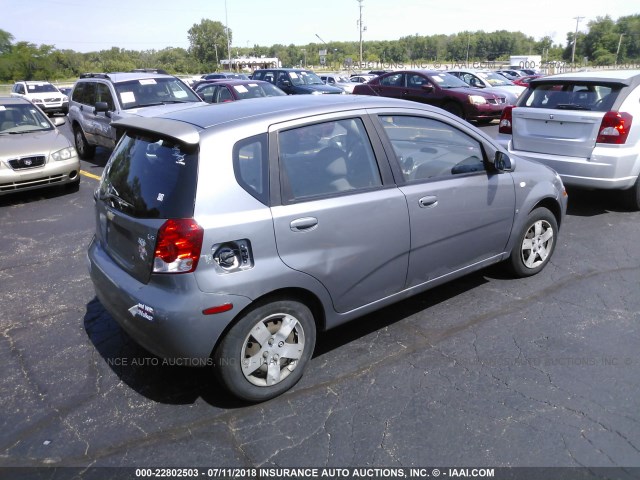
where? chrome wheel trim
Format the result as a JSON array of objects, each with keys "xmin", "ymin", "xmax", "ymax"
[
  {"xmin": 241, "ymin": 313, "xmax": 306, "ymax": 387},
  {"xmin": 520, "ymin": 219, "xmax": 554, "ymax": 269}
]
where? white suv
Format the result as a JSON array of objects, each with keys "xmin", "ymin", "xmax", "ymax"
[{"xmin": 11, "ymin": 81, "xmax": 68, "ymax": 115}]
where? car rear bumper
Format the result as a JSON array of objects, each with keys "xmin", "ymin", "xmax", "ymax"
[
  {"xmin": 87, "ymin": 237, "xmax": 252, "ymax": 362},
  {"xmin": 501, "ymin": 141, "xmax": 640, "ymax": 190},
  {"xmin": 0, "ymin": 157, "xmax": 80, "ymax": 195}
]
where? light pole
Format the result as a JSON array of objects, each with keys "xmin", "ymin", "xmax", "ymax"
[
  {"xmin": 225, "ymin": 0, "xmax": 232, "ymax": 71},
  {"xmin": 615, "ymin": 33, "xmax": 625, "ymax": 67},
  {"xmin": 357, "ymin": 0, "xmax": 365, "ymax": 69},
  {"xmin": 571, "ymin": 16, "xmax": 584, "ymax": 66}
]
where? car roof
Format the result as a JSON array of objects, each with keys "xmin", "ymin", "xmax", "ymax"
[
  {"xmin": 538, "ymin": 69, "xmax": 640, "ymax": 84},
  {"xmin": 0, "ymin": 96, "xmax": 32, "ymax": 105},
  {"xmin": 15, "ymin": 80, "xmax": 53, "ymax": 85},
  {"xmin": 205, "ymin": 79, "xmax": 270, "ymax": 85},
  {"xmin": 112, "ymin": 95, "xmax": 444, "ymax": 144},
  {"xmin": 79, "ymin": 72, "xmax": 177, "ymax": 83}
]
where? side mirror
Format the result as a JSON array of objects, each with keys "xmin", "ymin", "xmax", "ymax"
[
  {"xmin": 52, "ymin": 117, "xmax": 66, "ymax": 127},
  {"xmin": 494, "ymin": 151, "xmax": 513, "ymax": 172},
  {"xmin": 279, "ymin": 80, "xmax": 292, "ymax": 87},
  {"xmin": 421, "ymin": 84, "xmax": 434, "ymax": 92},
  {"xmin": 94, "ymin": 101, "xmax": 109, "ymax": 113}
]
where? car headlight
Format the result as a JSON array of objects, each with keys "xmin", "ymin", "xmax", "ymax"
[
  {"xmin": 62, "ymin": 95, "xmax": 69, "ymax": 101},
  {"xmin": 31, "ymin": 98, "xmax": 43, "ymax": 103},
  {"xmin": 468, "ymin": 95, "xmax": 487, "ymax": 105},
  {"xmin": 311, "ymin": 91, "xmax": 323, "ymax": 95},
  {"xmin": 51, "ymin": 146, "xmax": 77, "ymax": 161}
]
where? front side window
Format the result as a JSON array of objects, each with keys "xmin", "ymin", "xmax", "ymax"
[
  {"xmin": 96, "ymin": 83, "xmax": 115, "ymax": 110},
  {"xmin": 278, "ymin": 118, "xmax": 381, "ymax": 202},
  {"xmin": 520, "ymin": 82, "xmax": 622, "ymax": 111},
  {"xmin": 378, "ymin": 115, "xmax": 486, "ymax": 181},
  {"xmin": 99, "ymin": 133, "xmax": 198, "ymax": 219}
]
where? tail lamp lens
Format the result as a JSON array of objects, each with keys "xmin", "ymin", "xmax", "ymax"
[
  {"xmin": 597, "ymin": 112, "xmax": 632, "ymax": 144},
  {"xmin": 153, "ymin": 219, "xmax": 204, "ymax": 274}
]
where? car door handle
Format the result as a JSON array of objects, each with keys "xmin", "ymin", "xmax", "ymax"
[
  {"xmin": 290, "ymin": 217, "xmax": 318, "ymax": 232},
  {"xmin": 418, "ymin": 196, "xmax": 438, "ymax": 208}
]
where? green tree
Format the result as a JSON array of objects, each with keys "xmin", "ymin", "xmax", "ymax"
[{"xmin": 188, "ymin": 19, "xmax": 230, "ymax": 69}]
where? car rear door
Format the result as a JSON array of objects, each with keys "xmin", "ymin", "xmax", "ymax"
[{"xmin": 270, "ymin": 114, "xmax": 410, "ymax": 313}]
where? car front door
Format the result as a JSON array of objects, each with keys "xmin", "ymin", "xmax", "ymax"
[
  {"xmin": 374, "ymin": 112, "xmax": 516, "ymax": 287},
  {"xmin": 270, "ymin": 115, "xmax": 410, "ymax": 313}
]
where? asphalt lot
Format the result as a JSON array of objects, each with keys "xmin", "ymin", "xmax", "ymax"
[{"xmin": 1, "ymin": 120, "xmax": 639, "ymax": 474}]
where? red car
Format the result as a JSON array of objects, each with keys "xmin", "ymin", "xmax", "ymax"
[
  {"xmin": 193, "ymin": 79, "xmax": 286, "ymax": 103},
  {"xmin": 512, "ymin": 75, "xmax": 544, "ymax": 87},
  {"xmin": 353, "ymin": 70, "xmax": 507, "ymax": 123}
]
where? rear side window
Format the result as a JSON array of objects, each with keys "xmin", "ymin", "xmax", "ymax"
[
  {"xmin": 278, "ymin": 118, "xmax": 382, "ymax": 202},
  {"xmin": 520, "ymin": 82, "xmax": 622, "ymax": 111},
  {"xmin": 99, "ymin": 133, "xmax": 198, "ymax": 219},
  {"xmin": 233, "ymin": 134, "xmax": 268, "ymax": 204}
]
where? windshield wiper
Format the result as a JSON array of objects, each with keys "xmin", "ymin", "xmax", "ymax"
[{"xmin": 101, "ymin": 183, "xmax": 134, "ymax": 210}]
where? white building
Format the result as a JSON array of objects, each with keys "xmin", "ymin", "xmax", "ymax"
[{"xmin": 220, "ymin": 56, "xmax": 281, "ymax": 72}]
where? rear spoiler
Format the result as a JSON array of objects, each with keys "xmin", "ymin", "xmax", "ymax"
[{"xmin": 111, "ymin": 117, "xmax": 200, "ymax": 145}]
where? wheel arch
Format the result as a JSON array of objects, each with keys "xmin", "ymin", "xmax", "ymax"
[
  {"xmin": 209, "ymin": 287, "xmax": 327, "ymax": 358},
  {"xmin": 529, "ymin": 197, "xmax": 563, "ymax": 228}
]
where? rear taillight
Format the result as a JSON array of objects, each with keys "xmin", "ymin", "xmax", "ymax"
[
  {"xmin": 597, "ymin": 112, "xmax": 633, "ymax": 144},
  {"xmin": 153, "ymin": 219, "xmax": 204, "ymax": 274},
  {"xmin": 499, "ymin": 106, "xmax": 514, "ymax": 134}
]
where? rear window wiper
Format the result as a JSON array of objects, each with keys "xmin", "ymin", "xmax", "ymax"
[
  {"xmin": 555, "ymin": 104, "xmax": 591, "ymax": 110},
  {"xmin": 100, "ymin": 183, "xmax": 134, "ymax": 210}
]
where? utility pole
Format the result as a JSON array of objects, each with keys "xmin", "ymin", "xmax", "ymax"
[
  {"xmin": 615, "ymin": 33, "xmax": 625, "ymax": 67},
  {"xmin": 571, "ymin": 16, "xmax": 584, "ymax": 66},
  {"xmin": 357, "ymin": 0, "xmax": 364, "ymax": 69},
  {"xmin": 225, "ymin": 0, "xmax": 231, "ymax": 71}
]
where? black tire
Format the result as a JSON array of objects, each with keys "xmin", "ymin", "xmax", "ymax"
[
  {"xmin": 74, "ymin": 126, "xmax": 96, "ymax": 160},
  {"xmin": 442, "ymin": 101, "xmax": 464, "ymax": 119},
  {"xmin": 214, "ymin": 299, "xmax": 316, "ymax": 402},
  {"xmin": 621, "ymin": 176, "xmax": 640, "ymax": 211},
  {"xmin": 509, "ymin": 207, "xmax": 558, "ymax": 278}
]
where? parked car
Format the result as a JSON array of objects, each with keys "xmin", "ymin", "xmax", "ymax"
[
  {"xmin": 353, "ymin": 70, "xmax": 507, "ymax": 123},
  {"xmin": 350, "ymin": 74, "xmax": 376, "ymax": 84},
  {"xmin": 447, "ymin": 68, "xmax": 525, "ymax": 105},
  {"xmin": 495, "ymin": 69, "xmax": 526, "ymax": 81},
  {"xmin": 87, "ymin": 94, "xmax": 566, "ymax": 402},
  {"xmin": 11, "ymin": 81, "xmax": 68, "ymax": 115},
  {"xmin": 512, "ymin": 75, "xmax": 544, "ymax": 87},
  {"xmin": 194, "ymin": 79, "xmax": 286, "ymax": 103},
  {"xmin": 202, "ymin": 72, "xmax": 250, "ymax": 80},
  {"xmin": 251, "ymin": 68, "xmax": 344, "ymax": 95},
  {"xmin": 319, "ymin": 74, "xmax": 360, "ymax": 93},
  {"xmin": 0, "ymin": 96, "xmax": 80, "ymax": 195},
  {"xmin": 67, "ymin": 72, "xmax": 205, "ymax": 159},
  {"xmin": 496, "ymin": 69, "xmax": 640, "ymax": 209}
]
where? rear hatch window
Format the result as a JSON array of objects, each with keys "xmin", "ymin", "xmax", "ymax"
[
  {"xmin": 95, "ymin": 132, "xmax": 198, "ymax": 283},
  {"xmin": 513, "ymin": 81, "xmax": 624, "ymax": 157}
]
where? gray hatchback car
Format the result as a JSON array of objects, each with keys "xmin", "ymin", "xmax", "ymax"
[{"xmin": 87, "ymin": 95, "xmax": 567, "ymax": 402}]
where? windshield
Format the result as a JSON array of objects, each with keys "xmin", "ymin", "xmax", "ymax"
[
  {"xmin": 478, "ymin": 72, "xmax": 514, "ymax": 86},
  {"xmin": 233, "ymin": 82, "xmax": 286, "ymax": 99},
  {"xmin": 0, "ymin": 103, "xmax": 53, "ymax": 134},
  {"xmin": 114, "ymin": 77, "xmax": 201, "ymax": 109},
  {"xmin": 428, "ymin": 73, "xmax": 468, "ymax": 88},
  {"xmin": 26, "ymin": 83, "xmax": 59, "ymax": 93},
  {"xmin": 290, "ymin": 71, "xmax": 324, "ymax": 86}
]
